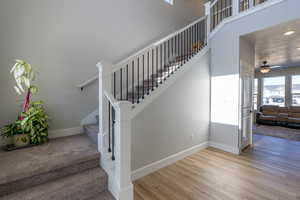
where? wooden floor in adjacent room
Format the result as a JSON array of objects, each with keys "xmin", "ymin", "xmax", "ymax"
[{"xmin": 134, "ymin": 134, "xmax": 300, "ymax": 200}]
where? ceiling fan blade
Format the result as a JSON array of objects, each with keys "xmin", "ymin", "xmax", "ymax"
[{"xmin": 270, "ymin": 66, "xmax": 281, "ymax": 69}]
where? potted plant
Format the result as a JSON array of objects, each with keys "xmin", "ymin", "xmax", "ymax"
[{"xmin": 1, "ymin": 60, "xmax": 49, "ymax": 150}]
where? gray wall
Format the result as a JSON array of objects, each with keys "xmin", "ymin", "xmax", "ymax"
[
  {"xmin": 210, "ymin": 0, "xmax": 300, "ymax": 150},
  {"xmin": 0, "ymin": 0, "xmax": 205, "ymax": 142},
  {"xmin": 131, "ymin": 51, "xmax": 210, "ymax": 171}
]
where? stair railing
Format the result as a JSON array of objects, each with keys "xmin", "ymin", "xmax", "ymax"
[
  {"xmin": 210, "ymin": 0, "xmax": 233, "ymax": 31},
  {"xmin": 110, "ymin": 16, "xmax": 208, "ymax": 104},
  {"xmin": 209, "ymin": 0, "xmax": 270, "ymax": 31}
]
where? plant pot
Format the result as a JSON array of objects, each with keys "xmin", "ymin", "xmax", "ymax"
[{"xmin": 13, "ymin": 134, "xmax": 30, "ymax": 148}]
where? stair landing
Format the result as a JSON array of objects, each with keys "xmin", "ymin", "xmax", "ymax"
[
  {"xmin": 0, "ymin": 134, "xmax": 114, "ymax": 200},
  {"xmin": 0, "ymin": 134, "xmax": 99, "ymax": 188}
]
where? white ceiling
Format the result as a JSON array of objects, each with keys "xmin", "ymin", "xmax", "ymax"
[{"xmin": 243, "ymin": 19, "xmax": 300, "ymax": 68}]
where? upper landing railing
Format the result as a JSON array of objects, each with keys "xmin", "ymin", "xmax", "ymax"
[{"xmin": 210, "ymin": 0, "xmax": 270, "ymax": 31}]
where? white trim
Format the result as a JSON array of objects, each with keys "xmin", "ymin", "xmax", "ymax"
[
  {"xmin": 209, "ymin": 0, "xmax": 285, "ymax": 39},
  {"xmin": 131, "ymin": 47, "xmax": 209, "ymax": 118},
  {"xmin": 48, "ymin": 127, "xmax": 83, "ymax": 139},
  {"xmin": 208, "ymin": 141, "xmax": 240, "ymax": 155},
  {"xmin": 131, "ymin": 142, "xmax": 209, "ymax": 181}
]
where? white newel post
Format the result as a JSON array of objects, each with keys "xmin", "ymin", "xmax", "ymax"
[
  {"xmin": 204, "ymin": 1, "xmax": 211, "ymax": 44},
  {"xmin": 232, "ymin": 0, "xmax": 239, "ymax": 16},
  {"xmin": 97, "ymin": 61, "xmax": 112, "ymax": 153},
  {"xmin": 114, "ymin": 101, "xmax": 133, "ymax": 200}
]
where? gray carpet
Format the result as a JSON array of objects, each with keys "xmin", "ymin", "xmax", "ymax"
[
  {"xmin": 253, "ymin": 124, "xmax": 300, "ymax": 141},
  {"xmin": 0, "ymin": 134, "xmax": 115, "ymax": 200}
]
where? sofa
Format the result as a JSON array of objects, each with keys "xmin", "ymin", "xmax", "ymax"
[{"xmin": 256, "ymin": 105, "xmax": 300, "ymax": 128}]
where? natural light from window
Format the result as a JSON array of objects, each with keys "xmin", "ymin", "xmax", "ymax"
[
  {"xmin": 253, "ymin": 78, "xmax": 258, "ymax": 110},
  {"xmin": 211, "ymin": 74, "xmax": 239, "ymax": 126},
  {"xmin": 263, "ymin": 76, "xmax": 285, "ymax": 107},
  {"xmin": 164, "ymin": 0, "xmax": 174, "ymax": 5},
  {"xmin": 292, "ymin": 75, "xmax": 300, "ymax": 106}
]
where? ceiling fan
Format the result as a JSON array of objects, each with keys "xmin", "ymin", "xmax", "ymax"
[{"xmin": 259, "ymin": 61, "xmax": 282, "ymax": 73}]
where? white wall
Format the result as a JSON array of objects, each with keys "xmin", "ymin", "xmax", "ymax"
[
  {"xmin": 210, "ymin": 0, "xmax": 300, "ymax": 151},
  {"xmin": 131, "ymin": 51, "xmax": 210, "ymax": 171},
  {"xmin": 0, "ymin": 0, "xmax": 205, "ymax": 142}
]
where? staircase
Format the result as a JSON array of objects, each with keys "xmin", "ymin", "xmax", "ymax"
[
  {"xmin": 83, "ymin": 17, "xmax": 207, "ymax": 158},
  {"xmin": 0, "ymin": 135, "xmax": 114, "ymax": 200},
  {"xmin": 80, "ymin": 16, "xmax": 209, "ymax": 200}
]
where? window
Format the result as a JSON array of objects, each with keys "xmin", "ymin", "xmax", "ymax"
[
  {"xmin": 164, "ymin": 0, "xmax": 174, "ymax": 5},
  {"xmin": 253, "ymin": 78, "xmax": 258, "ymax": 110},
  {"xmin": 292, "ymin": 75, "xmax": 300, "ymax": 106},
  {"xmin": 263, "ymin": 76, "xmax": 285, "ymax": 107}
]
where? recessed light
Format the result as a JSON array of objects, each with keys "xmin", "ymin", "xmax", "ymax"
[
  {"xmin": 297, "ymin": 47, "xmax": 300, "ymax": 50},
  {"xmin": 284, "ymin": 31, "xmax": 295, "ymax": 36}
]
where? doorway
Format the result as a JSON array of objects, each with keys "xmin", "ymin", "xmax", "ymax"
[{"xmin": 239, "ymin": 19, "xmax": 300, "ymax": 153}]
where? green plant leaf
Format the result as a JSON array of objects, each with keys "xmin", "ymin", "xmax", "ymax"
[
  {"xmin": 14, "ymin": 86, "xmax": 22, "ymax": 95},
  {"xmin": 30, "ymin": 86, "xmax": 38, "ymax": 95},
  {"xmin": 10, "ymin": 62, "xmax": 20, "ymax": 74},
  {"xmin": 23, "ymin": 77, "xmax": 30, "ymax": 88}
]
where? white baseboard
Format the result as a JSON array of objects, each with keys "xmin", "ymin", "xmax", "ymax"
[
  {"xmin": 48, "ymin": 127, "xmax": 83, "ymax": 139},
  {"xmin": 208, "ymin": 141, "xmax": 240, "ymax": 155},
  {"xmin": 131, "ymin": 142, "xmax": 209, "ymax": 181}
]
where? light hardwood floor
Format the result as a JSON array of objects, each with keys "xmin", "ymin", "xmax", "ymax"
[{"xmin": 134, "ymin": 135, "xmax": 300, "ymax": 200}]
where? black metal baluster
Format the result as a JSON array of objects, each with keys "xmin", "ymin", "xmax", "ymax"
[
  {"xmin": 113, "ymin": 72, "xmax": 116, "ymax": 98},
  {"xmin": 204, "ymin": 20, "xmax": 207, "ymax": 45},
  {"xmin": 197, "ymin": 22, "xmax": 199, "ymax": 50},
  {"xmin": 194, "ymin": 24, "xmax": 196, "ymax": 54},
  {"xmin": 108, "ymin": 101, "xmax": 111, "ymax": 152},
  {"xmin": 187, "ymin": 29, "xmax": 189, "ymax": 60},
  {"xmin": 164, "ymin": 42, "xmax": 167, "ymax": 80},
  {"xmin": 195, "ymin": 23, "xmax": 198, "ymax": 51},
  {"xmin": 171, "ymin": 37, "xmax": 174, "ymax": 74},
  {"xmin": 191, "ymin": 26, "xmax": 193, "ymax": 56},
  {"xmin": 156, "ymin": 46, "xmax": 159, "ymax": 87},
  {"xmin": 187, "ymin": 28, "xmax": 190, "ymax": 60},
  {"xmin": 183, "ymin": 30, "xmax": 187, "ymax": 64},
  {"xmin": 126, "ymin": 64, "xmax": 129, "ymax": 100},
  {"xmin": 196, "ymin": 23, "xmax": 198, "ymax": 51},
  {"xmin": 152, "ymin": 49, "xmax": 154, "ymax": 91},
  {"xmin": 191, "ymin": 25, "xmax": 194, "ymax": 56},
  {"xmin": 142, "ymin": 55, "xmax": 145, "ymax": 99},
  {"xmin": 181, "ymin": 32, "xmax": 183, "ymax": 66},
  {"xmin": 132, "ymin": 60, "xmax": 134, "ymax": 104},
  {"xmin": 199, "ymin": 21, "xmax": 201, "ymax": 47},
  {"xmin": 190, "ymin": 26, "xmax": 192, "ymax": 58},
  {"xmin": 177, "ymin": 33, "xmax": 180, "ymax": 69},
  {"xmin": 199, "ymin": 21, "xmax": 202, "ymax": 48},
  {"xmin": 147, "ymin": 51, "xmax": 150, "ymax": 94},
  {"xmin": 137, "ymin": 57, "xmax": 140, "ymax": 103},
  {"xmin": 188, "ymin": 28, "xmax": 191, "ymax": 58},
  {"xmin": 167, "ymin": 40, "xmax": 170, "ymax": 77},
  {"xmin": 111, "ymin": 106, "xmax": 115, "ymax": 161},
  {"xmin": 184, "ymin": 30, "xmax": 187, "ymax": 63},
  {"xmin": 120, "ymin": 68, "xmax": 122, "ymax": 100},
  {"xmin": 160, "ymin": 44, "xmax": 163, "ymax": 84},
  {"xmin": 175, "ymin": 35, "xmax": 177, "ymax": 71}
]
